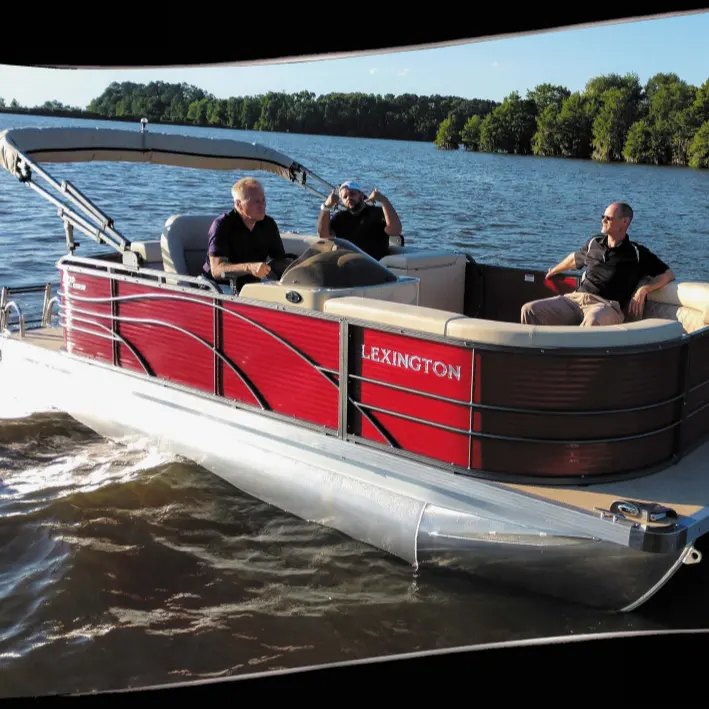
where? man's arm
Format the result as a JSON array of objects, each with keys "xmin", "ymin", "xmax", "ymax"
[
  {"xmin": 546, "ymin": 237, "xmax": 593, "ymax": 278},
  {"xmin": 628, "ymin": 268, "xmax": 675, "ymax": 317},
  {"xmin": 368, "ymin": 189, "xmax": 401, "ymax": 236},
  {"xmin": 209, "ymin": 256, "xmax": 270, "ymax": 279},
  {"xmin": 318, "ymin": 190, "xmax": 339, "ymax": 239},
  {"xmin": 546, "ymin": 252, "xmax": 580, "ymax": 279},
  {"xmin": 628, "ymin": 246, "xmax": 675, "ymax": 317}
]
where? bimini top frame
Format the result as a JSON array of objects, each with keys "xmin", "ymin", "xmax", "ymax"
[{"xmin": 0, "ymin": 121, "xmax": 335, "ymax": 255}]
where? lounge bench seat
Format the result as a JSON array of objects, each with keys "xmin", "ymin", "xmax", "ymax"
[
  {"xmin": 324, "ymin": 296, "xmax": 685, "ymax": 348},
  {"xmin": 641, "ymin": 280, "xmax": 709, "ymax": 334}
]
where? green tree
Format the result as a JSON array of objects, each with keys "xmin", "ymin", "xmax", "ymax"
[
  {"xmin": 207, "ymin": 99, "xmax": 227, "ymax": 126},
  {"xmin": 532, "ymin": 104, "xmax": 562, "ymax": 156},
  {"xmin": 461, "ymin": 115, "xmax": 482, "ymax": 151},
  {"xmin": 692, "ymin": 78, "xmax": 709, "ymax": 124},
  {"xmin": 527, "ymin": 83, "xmax": 571, "ymax": 113},
  {"xmin": 186, "ymin": 98, "xmax": 209, "ymax": 125},
  {"xmin": 555, "ymin": 93, "xmax": 594, "ymax": 158},
  {"xmin": 688, "ymin": 120, "xmax": 709, "ymax": 168},
  {"xmin": 591, "ymin": 86, "xmax": 642, "ymax": 161},
  {"xmin": 434, "ymin": 114, "xmax": 459, "ymax": 149},
  {"xmin": 623, "ymin": 119, "xmax": 666, "ymax": 164},
  {"xmin": 480, "ymin": 91, "xmax": 537, "ymax": 154}
]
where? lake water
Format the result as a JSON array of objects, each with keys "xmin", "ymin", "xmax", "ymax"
[{"xmin": 1, "ymin": 113, "xmax": 708, "ymax": 697}]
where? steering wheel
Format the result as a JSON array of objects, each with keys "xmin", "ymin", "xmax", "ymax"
[{"xmin": 264, "ymin": 253, "xmax": 299, "ymax": 281}]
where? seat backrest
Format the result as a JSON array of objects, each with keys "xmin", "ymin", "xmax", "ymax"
[
  {"xmin": 642, "ymin": 280, "xmax": 709, "ymax": 334},
  {"xmin": 160, "ymin": 214, "xmax": 215, "ymax": 276},
  {"xmin": 127, "ymin": 240, "xmax": 164, "ymax": 269},
  {"xmin": 379, "ymin": 249, "xmax": 468, "ymax": 313}
]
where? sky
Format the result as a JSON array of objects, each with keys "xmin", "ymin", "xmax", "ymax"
[{"xmin": 1, "ymin": 12, "xmax": 709, "ymax": 108}]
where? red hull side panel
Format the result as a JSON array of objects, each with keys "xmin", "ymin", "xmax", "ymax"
[
  {"xmin": 221, "ymin": 302, "xmax": 340, "ymax": 429},
  {"xmin": 115, "ymin": 283, "xmax": 215, "ymax": 394},
  {"xmin": 348, "ymin": 327, "xmax": 472, "ymax": 465},
  {"xmin": 353, "ymin": 329, "xmax": 472, "ymax": 401},
  {"xmin": 63, "ymin": 271, "xmax": 114, "ymax": 364}
]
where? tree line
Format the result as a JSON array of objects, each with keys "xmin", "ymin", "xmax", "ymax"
[
  {"xmin": 0, "ymin": 84, "xmax": 497, "ymax": 143},
  {"xmin": 1, "ymin": 72, "xmax": 707, "ymax": 167},
  {"xmin": 435, "ymin": 72, "xmax": 709, "ymax": 168}
]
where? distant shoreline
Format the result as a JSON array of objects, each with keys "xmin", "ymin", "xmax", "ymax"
[
  {"xmin": 0, "ymin": 108, "xmax": 434, "ymax": 144},
  {"xmin": 0, "ymin": 108, "xmax": 246, "ymax": 134}
]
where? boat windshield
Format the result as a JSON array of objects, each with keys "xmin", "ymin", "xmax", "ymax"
[{"xmin": 279, "ymin": 238, "xmax": 398, "ymax": 288}]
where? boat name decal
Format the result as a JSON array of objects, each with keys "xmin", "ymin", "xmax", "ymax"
[
  {"xmin": 66, "ymin": 274, "xmax": 86, "ymax": 291},
  {"xmin": 361, "ymin": 344, "xmax": 461, "ymax": 381}
]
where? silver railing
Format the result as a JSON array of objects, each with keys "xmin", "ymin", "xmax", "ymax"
[{"xmin": 0, "ymin": 283, "xmax": 60, "ymax": 336}]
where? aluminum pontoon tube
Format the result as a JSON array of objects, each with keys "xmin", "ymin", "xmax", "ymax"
[{"xmin": 415, "ymin": 503, "xmax": 695, "ymax": 610}]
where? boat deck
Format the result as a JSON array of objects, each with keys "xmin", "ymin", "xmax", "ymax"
[
  {"xmin": 6, "ymin": 326, "xmax": 65, "ymax": 352},
  {"xmin": 505, "ymin": 441, "xmax": 709, "ymax": 520}
]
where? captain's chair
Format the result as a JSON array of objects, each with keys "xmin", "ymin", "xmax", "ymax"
[{"xmin": 160, "ymin": 214, "xmax": 216, "ymax": 276}]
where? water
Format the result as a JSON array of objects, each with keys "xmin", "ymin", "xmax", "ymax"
[{"xmin": 1, "ymin": 113, "xmax": 709, "ymax": 697}]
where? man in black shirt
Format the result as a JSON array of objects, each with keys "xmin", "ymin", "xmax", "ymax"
[
  {"xmin": 203, "ymin": 177, "xmax": 286, "ymax": 290},
  {"xmin": 317, "ymin": 180, "xmax": 402, "ymax": 260},
  {"xmin": 521, "ymin": 202, "xmax": 675, "ymax": 326}
]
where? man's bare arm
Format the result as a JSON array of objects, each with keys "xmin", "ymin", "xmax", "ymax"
[
  {"xmin": 317, "ymin": 189, "xmax": 339, "ymax": 239},
  {"xmin": 209, "ymin": 256, "xmax": 270, "ymax": 279},
  {"xmin": 379, "ymin": 197, "xmax": 402, "ymax": 236},
  {"xmin": 317, "ymin": 208, "xmax": 334, "ymax": 239},
  {"xmin": 628, "ymin": 268, "xmax": 675, "ymax": 317},
  {"xmin": 546, "ymin": 252, "xmax": 578, "ymax": 278},
  {"xmin": 367, "ymin": 189, "xmax": 401, "ymax": 236}
]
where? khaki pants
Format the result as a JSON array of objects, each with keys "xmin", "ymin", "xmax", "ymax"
[{"xmin": 520, "ymin": 292, "xmax": 625, "ymax": 327}]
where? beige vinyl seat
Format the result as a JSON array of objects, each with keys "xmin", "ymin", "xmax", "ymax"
[
  {"xmin": 324, "ymin": 296, "xmax": 686, "ymax": 347},
  {"xmin": 121, "ymin": 240, "xmax": 165, "ymax": 270},
  {"xmin": 639, "ymin": 280, "xmax": 709, "ymax": 334},
  {"xmin": 379, "ymin": 249, "xmax": 468, "ymax": 313}
]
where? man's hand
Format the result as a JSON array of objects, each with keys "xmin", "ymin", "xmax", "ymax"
[
  {"xmin": 367, "ymin": 188, "xmax": 385, "ymax": 203},
  {"xmin": 324, "ymin": 189, "xmax": 340, "ymax": 209},
  {"xmin": 628, "ymin": 284, "xmax": 650, "ymax": 318},
  {"xmin": 248, "ymin": 262, "xmax": 271, "ymax": 278}
]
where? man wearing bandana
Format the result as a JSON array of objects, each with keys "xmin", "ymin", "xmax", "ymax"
[{"xmin": 317, "ymin": 179, "xmax": 402, "ymax": 261}]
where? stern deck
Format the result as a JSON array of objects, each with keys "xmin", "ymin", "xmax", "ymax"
[{"xmin": 505, "ymin": 439, "xmax": 709, "ymax": 525}]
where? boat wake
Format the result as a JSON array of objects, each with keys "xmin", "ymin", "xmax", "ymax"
[{"xmin": 0, "ymin": 410, "xmax": 424, "ymax": 694}]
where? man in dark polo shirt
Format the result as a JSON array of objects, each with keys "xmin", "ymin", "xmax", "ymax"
[
  {"xmin": 521, "ymin": 202, "xmax": 675, "ymax": 326},
  {"xmin": 317, "ymin": 179, "xmax": 402, "ymax": 260},
  {"xmin": 203, "ymin": 177, "xmax": 286, "ymax": 290}
]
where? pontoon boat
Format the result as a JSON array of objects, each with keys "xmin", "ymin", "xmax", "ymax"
[{"xmin": 2, "ymin": 122, "xmax": 708, "ymax": 611}]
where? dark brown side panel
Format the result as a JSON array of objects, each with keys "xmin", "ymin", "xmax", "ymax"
[
  {"xmin": 475, "ymin": 348, "xmax": 683, "ymax": 411},
  {"xmin": 480, "ymin": 265, "xmax": 578, "ymax": 323}
]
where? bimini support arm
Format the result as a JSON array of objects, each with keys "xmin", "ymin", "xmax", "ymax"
[{"xmin": 17, "ymin": 155, "xmax": 130, "ymax": 254}]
